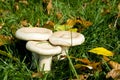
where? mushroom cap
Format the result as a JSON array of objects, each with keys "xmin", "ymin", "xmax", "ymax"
[
  {"xmin": 26, "ymin": 41, "xmax": 62, "ymax": 56},
  {"xmin": 15, "ymin": 27, "xmax": 53, "ymax": 41},
  {"xmin": 49, "ymin": 31, "xmax": 85, "ymax": 46}
]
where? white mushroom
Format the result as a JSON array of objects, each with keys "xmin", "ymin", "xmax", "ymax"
[
  {"xmin": 49, "ymin": 31, "xmax": 85, "ymax": 60},
  {"xmin": 15, "ymin": 27, "xmax": 52, "ymax": 41},
  {"xmin": 26, "ymin": 41, "xmax": 62, "ymax": 71},
  {"xmin": 15, "ymin": 27, "xmax": 53, "ymax": 68}
]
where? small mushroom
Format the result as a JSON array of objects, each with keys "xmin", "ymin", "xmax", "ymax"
[
  {"xmin": 49, "ymin": 31, "xmax": 85, "ymax": 60},
  {"xmin": 26, "ymin": 41, "xmax": 62, "ymax": 71},
  {"xmin": 15, "ymin": 27, "xmax": 53, "ymax": 68}
]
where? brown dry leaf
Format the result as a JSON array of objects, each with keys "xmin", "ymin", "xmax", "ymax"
[
  {"xmin": 32, "ymin": 72, "xmax": 43, "ymax": 78},
  {"xmin": 106, "ymin": 69, "xmax": 120, "ymax": 79},
  {"xmin": 88, "ymin": 62, "xmax": 102, "ymax": 71},
  {"xmin": 74, "ymin": 62, "xmax": 102, "ymax": 71},
  {"xmin": 65, "ymin": 19, "xmax": 76, "ymax": 28},
  {"xmin": 101, "ymin": 8, "xmax": 110, "ymax": 15},
  {"xmin": 79, "ymin": 74, "xmax": 89, "ymax": 80},
  {"xmin": 0, "ymin": 35, "xmax": 13, "ymax": 46},
  {"xmin": 14, "ymin": 3, "xmax": 19, "ymax": 11},
  {"xmin": 20, "ymin": 19, "xmax": 28, "ymax": 27},
  {"xmin": 76, "ymin": 18, "xmax": 92, "ymax": 32},
  {"xmin": 35, "ymin": 19, "xmax": 40, "ymax": 27},
  {"xmin": 76, "ymin": 18, "xmax": 92, "ymax": 28},
  {"xmin": 47, "ymin": 0, "xmax": 52, "ymax": 15},
  {"xmin": 103, "ymin": 56, "xmax": 120, "ymax": 69},
  {"xmin": 56, "ymin": 12, "xmax": 63, "ymax": 19},
  {"xmin": 43, "ymin": 21, "xmax": 54, "ymax": 30},
  {"xmin": 70, "ymin": 56, "xmax": 91, "ymax": 64},
  {"xmin": 70, "ymin": 56, "xmax": 102, "ymax": 71}
]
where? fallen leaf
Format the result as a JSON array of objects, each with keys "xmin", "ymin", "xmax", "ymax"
[
  {"xmin": 68, "ymin": 28, "xmax": 78, "ymax": 32},
  {"xmin": 101, "ymin": 8, "xmax": 110, "ymax": 15},
  {"xmin": 32, "ymin": 72, "xmax": 43, "ymax": 78},
  {"xmin": 103, "ymin": 56, "xmax": 120, "ymax": 69},
  {"xmin": 20, "ymin": 19, "xmax": 28, "ymax": 27},
  {"xmin": 74, "ymin": 64, "xmax": 93, "ymax": 70},
  {"xmin": 14, "ymin": 3, "xmax": 19, "ymax": 11},
  {"xmin": 70, "ymin": 56, "xmax": 91, "ymax": 64},
  {"xmin": 70, "ymin": 56, "xmax": 102, "ymax": 71},
  {"xmin": 46, "ymin": 0, "xmax": 52, "ymax": 15},
  {"xmin": 88, "ymin": 47, "xmax": 114, "ymax": 56},
  {"xmin": 0, "ymin": 35, "xmax": 13, "ymax": 46},
  {"xmin": 106, "ymin": 69, "xmax": 120, "ymax": 79},
  {"xmin": 76, "ymin": 18, "xmax": 92, "ymax": 28},
  {"xmin": 54, "ymin": 24, "xmax": 70, "ymax": 31},
  {"xmin": 43, "ymin": 21, "xmax": 54, "ymax": 30},
  {"xmin": 35, "ymin": 19, "xmax": 40, "ymax": 27},
  {"xmin": 56, "ymin": 12, "xmax": 63, "ymax": 19},
  {"xmin": 65, "ymin": 19, "xmax": 76, "ymax": 28}
]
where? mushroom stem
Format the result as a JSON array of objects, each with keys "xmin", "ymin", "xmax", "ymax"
[
  {"xmin": 58, "ymin": 46, "xmax": 69, "ymax": 60},
  {"xmin": 39, "ymin": 55, "xmax": 52, "ymax": 71}
]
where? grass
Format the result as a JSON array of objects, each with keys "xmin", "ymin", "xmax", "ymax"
[{"xmin": 0, "ymin": 0, "xmax": 120, "ymax": 80}]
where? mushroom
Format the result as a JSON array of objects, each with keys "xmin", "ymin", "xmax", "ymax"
[
  {"xmin": 15, "ymin": 27, "xmax": 53, "ymax": 41},
  {"xmin": 49, "ymin": 31, "xmax": 85, "ymax": 60},
  {"xmin": 26, "ymin": 41, "xmax": 62, "ymax": 71},
  {"xmin": 15, "ymin": 27, "xmax": 53, "ymax": 68}
]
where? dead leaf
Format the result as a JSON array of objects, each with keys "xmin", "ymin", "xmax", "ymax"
[
  {"xmin": 32, "ymin": 72, "xmax": 43, "ymax": 78},
  {"xmin": 103, "ymin": 56, "xmax": 120, "ymax": 69},
  {"xmin": 101, "ymin": 8, "xmax": 110, "ymax": 15},
  {"xmin": 70, "ymin": 56, "xmax": 102, "ymax": 71},
  {"xmin": 0, "ymin": 35, "xmax": 13, "ymax": 46},
  {"xmin": 65, "ymin": 19, "xmax": 76, "ymax": 28},
  {"xmin": 106, "ymin": 69, "xmax": 120, "ymax": 79},
  {"xmin": 76, "ymin": 18, "xmax": 92, "ymax": 28},
  {"xmin": 43, "ymin": 21, "xmax": 54, "ymax": 30},
  {"xmin": 88, "ymin": 47, "xmax": 114, "ymax": 56},
  {"xmin": 79, "ymin": 74, "xmax": 89, "ymax": 80},
  {"xmin": 35, "ymin": 19, "xmax": 40, "ymax": 27},
  {"xmin": 109, "ymin": 60, "xmax": 120, "ymax": 69},
  {"xmin": 14, "ymin": 3, "xmax": 19, "ymax": 11},
  {"xmin": 47, "ymin": 0, "xmax": 52, "ymax": 15},
  {"xmin": 20, "ymin": 19, "xmax": 28, "ymax": 27},
  {"xmin": 70, "ymin": 56, "xmax": 91, "ymax": 64},
  {"xmin": 56, "ymin": 12, "xmax": 63, "ymax": 19}
]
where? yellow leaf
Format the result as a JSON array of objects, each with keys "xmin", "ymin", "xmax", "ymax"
[
  {"xmin": 88, "ymin": 47, "xmax": 114, "ymax": 56},
  {"xmin": 54, "ymin": 24, "xmax": 70, "ymax": 31},
  {"xmin": 68, "ymin": 28, "xmax": 78, "ymax": 32}
]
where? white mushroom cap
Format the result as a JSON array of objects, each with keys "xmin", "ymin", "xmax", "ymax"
[
  {"xmin": 49, "ymin": 31, "xmax": 85, "ymax": 46},
  {"xmin": 26, "ymin": 41, "xmax": 62, "ymax": 56},
  {"xmin": 15, "ymin": 27, "xmax": 53, "ymax": 41}
]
